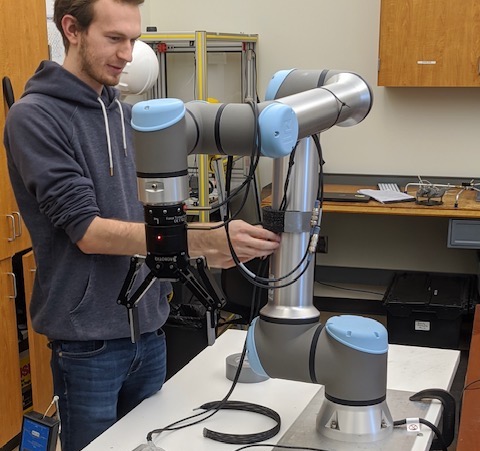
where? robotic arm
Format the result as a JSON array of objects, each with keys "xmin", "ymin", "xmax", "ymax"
[{"xmin": 125, "ymin": 68, "xmax": 392, "ymax": 443}]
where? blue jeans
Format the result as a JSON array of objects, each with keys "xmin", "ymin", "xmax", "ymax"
[{"xmin": 50, "ymin": 330, "xmax": 166, "ymax": 451}]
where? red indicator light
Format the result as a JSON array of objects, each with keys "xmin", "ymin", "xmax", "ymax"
[{"xmin": 156, "ymin": 235, "xmax": 163, "ymax": 241}]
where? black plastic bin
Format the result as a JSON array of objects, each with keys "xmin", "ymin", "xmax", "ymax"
[
  {"xmin": 163, "ymin": 283, "xmax": 209, "ymax": 380},
  {"xmin": 383, "ymin": 272, "xmax": 475, "ymax": 349}
]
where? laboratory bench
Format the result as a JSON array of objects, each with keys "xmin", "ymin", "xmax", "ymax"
[
  {"xmin": 83, "ymin": 328, "xmax": 460, "ymax": 451},
  {"xmin": 262, "ymin": 180, "xmax": 480, "ymax": 219}
]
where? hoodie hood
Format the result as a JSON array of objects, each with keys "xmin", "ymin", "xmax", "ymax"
[
  {"xmin": 23, "ymin": 60, "xmax": 118, "ymax": 107},
  {"xmin": 23, "ymin": 61, "xmax": 127, "ymax": 175}
]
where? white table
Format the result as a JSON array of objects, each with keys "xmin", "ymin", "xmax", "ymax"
[{"xmin": 83, "ymin": 329, "xmax": 460, "ymax": 451}]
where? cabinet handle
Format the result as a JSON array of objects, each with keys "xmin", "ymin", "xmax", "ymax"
[
  {"xmin": 6, "ymin": 272, "xmax": 17, "ymax": 299},
  {"xmin": 6, "ymin": 214, "xmax": 16, "ymax": 242},
  {"xmin": 12, "ymin": 211, "xmax": 22, "ymax": 237}
]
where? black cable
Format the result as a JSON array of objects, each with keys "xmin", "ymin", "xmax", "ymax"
[
  {"xmin": 215, "ymin": 101, "xmax": 320, "ymax": 289},
  {"xmin": 224, "ymin": 155, "xmax": 234, "ymax": 220},
  {"xmin": 145, "ymin": 258, "xmax": 274, "ymax": 446},
  {"xmin": 232, "ymin": 130, "xmax": 326, "ymax": 287},
  {"xmin": 317, "ymin": 87, "xmax": 350, "ymax": 129},
  {"xmin": 224, "ymin": 229, "xmax": 314, "ymax": 290},
  {"xmin": 279, "ymin": 144, "xmax": 298, "ymax": 211},
  {"xmin": 233, "ymin": 444, "xmax": 329, "ymax": 451},
  {"xmin": 393, "ymin": 418, "xmax": 448, "ymax": 451},
  {"xmin": 316, "ymin": 281, "xmax": 385, "ymax": 297},
  {"xmin": 311, "ymin": 134, "xmax": 325, "ymax": 205},
  {"xmin": 457, "ymin": 376, "xmax": 480, "ymax": 420},
  {"xmin": 201, "ymin": 400, "xmax": 281, "ymax": 444},
  {"xmin": 463, "ymin": 377, "xmax": 480, "ymax": 391},
  {"xmin": 204, "ymin": 100, "xmax": 262, "ymax": 228},
  {"xmin": 145, "ymin": 339, "xmax": 249, "ymax": 442}
]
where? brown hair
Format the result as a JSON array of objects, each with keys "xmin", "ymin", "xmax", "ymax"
[{"xmin": 54, "ymin": 0, "xmax": 144, "ymax": 51}]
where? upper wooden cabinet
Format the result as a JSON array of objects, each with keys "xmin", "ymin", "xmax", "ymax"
[
  {"xmin": 0, "ymin": 0, "xmax": 47, "ymax": 261},
  {"xmin": 378, "ymin": 0, "xmax": 480, "ymax": 87}
]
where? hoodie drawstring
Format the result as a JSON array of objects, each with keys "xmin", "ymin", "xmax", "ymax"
[
  {"xmin": 97, "ymin": 97, "xmax": 128, "ymax": 176},
  {"xmin": 115, "ymin": 98, "xmax": 128, "ymax": 157}
]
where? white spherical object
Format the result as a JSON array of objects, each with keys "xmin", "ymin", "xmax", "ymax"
[{"xmin": 117, "ymin": 40, "xmax": 159, "ymax": 95}]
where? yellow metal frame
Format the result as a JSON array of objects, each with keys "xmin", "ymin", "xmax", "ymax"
[{"xmin": 140, "ymin": 31, "xmax": 258, "ymax": 222}]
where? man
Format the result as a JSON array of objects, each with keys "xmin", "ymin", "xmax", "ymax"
[{"xmin": 3, "ymin": 1, "xmax": 280, "ymax": 450}]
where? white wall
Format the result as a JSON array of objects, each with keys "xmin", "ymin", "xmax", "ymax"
[
  {"xmin": 140, "ymin": 0, "xmax": 480, "ymax": 274},
  {"xmin": 141, "ymin": 0, "xmax": 480, "ymax": 179}
]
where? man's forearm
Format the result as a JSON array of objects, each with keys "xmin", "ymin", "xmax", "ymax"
[
  {"xmin": 77, "ymin": 217, "xmax": 279, "ymax": 268},
  {"xmin": 77, "ymin": 216, "xmax": 147, "ymax": 256}
]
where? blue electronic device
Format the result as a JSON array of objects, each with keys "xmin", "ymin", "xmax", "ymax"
[{"xmin": 20, "ymin": 411, "xmax": 59, "ymax": 451}]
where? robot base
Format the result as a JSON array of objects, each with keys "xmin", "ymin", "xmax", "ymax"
[{"xmin": 316, "ymin": 397, "xmax": 393, "ymax": 443}]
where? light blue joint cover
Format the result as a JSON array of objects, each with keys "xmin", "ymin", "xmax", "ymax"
[
  {"xmin": 259, "ymin": 103, "xmax": 299, "ymax": 158},
  {"xmin": 265, "ymin": 69, "xmax": 296, "ymax": 101},
  {"xmin": 131, "ymin": 98, "xmax": 185, "ymax": 132},
  {"xmin": 325, "ymin": 315, "xmax": 388, "ymax": 355},
  {"xmin": 246, "ymin": 317, "xmax": 269, "ymax": 378}
]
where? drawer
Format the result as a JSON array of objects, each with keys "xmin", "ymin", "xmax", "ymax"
[{"xmin": 448, "ymin": 219, "xmax": 480, "ymax": 249}]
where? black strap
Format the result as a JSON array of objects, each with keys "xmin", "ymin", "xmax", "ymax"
[
  {"xmin": 309, "ymin": 323, "xmax": 324, "ymax": 384},
  {"xmin": 317, "ymin": 69, "xmax": 329, "ymax": 87},
  {"xmin": 2, "ymin": 76, "xmax": 15, "ymax": 109},
  {"xmin": 262, "ymin": 206, "xmax": 285, "ymax": 233},
  {"xmin": 214, "ymin": 103, "xmax": 228, "ymax": 155},
  {"xmin": 186, "ymin": 108, "xmax": 200, "ymax": 152}
]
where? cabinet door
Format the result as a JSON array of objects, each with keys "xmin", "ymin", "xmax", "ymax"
[
  {"xmin": 0, "ymin": 258, "xmax": 23, "ymax": 446},
  {"xmin": 23, "ymin": 250, "xmax": 53, "ymax": 413},
  {"xmin": 378, "ymin": 0, "xmax": 480, "ymax": 86},
  {"xmin": 0, "ymin": 0, "xmax": 48, "ymax": 260},
  {"xmin": 0, "ymin": 103, "xmax": 15, "ymax": 260}
]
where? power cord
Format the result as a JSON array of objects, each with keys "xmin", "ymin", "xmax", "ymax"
[
  {"xmin": 315, "ymin": 281, "xmax": 385, "ymax": 297},
  {"xmin": 393, "ymin": 418, "xmax": 448, "ymax": 451},
  {"xmin": 233, "ymin": 444, "xmax": 329, "ymax": 451}
]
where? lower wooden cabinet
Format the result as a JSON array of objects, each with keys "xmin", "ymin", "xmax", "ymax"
[
  {"xmin": 22, "ymin": 250, "xmax": 53, "ymax": 413},
  {"xmin": 0, "ymin": 252, "xmax": 53, "ymax": 447},
  {"xmin": 0, "ymin": 257, "xmax": 23, "ymax": 446}
]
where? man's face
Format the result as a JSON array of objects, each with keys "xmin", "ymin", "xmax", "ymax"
[{"xmin": 77, "ymin": 0, "xmax": 141, "ymax": 92}]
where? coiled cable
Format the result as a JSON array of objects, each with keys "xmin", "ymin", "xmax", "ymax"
[{"xmin": 200, "ymin": 400, "xmax": 281, "ymax": 444}]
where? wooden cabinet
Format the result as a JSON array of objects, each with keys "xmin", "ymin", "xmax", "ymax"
[
  {"xmin": 0, "ymin": 253, "xmax": 52, "ymax": 448},
  {"xmin": 23, "ymin": 250, "xmax": 53, "ymax": 414},
  {"xmin": 0, "ymin": 259, "xmax": 24, "ymax": 446},
  {"xmin": 0, "ymin": 169, "xmax": 32, "ymax": 261},
  {"xmin": 378, "ymin": 0, "xmax": 480, "ymax": 87},
  {"xmin": 0, "ymin": 0, "xmax": 43, "ymax": 260},
  {"xmin": 0, "ymin": 0, "xmax": 51, "ymax": 447}
]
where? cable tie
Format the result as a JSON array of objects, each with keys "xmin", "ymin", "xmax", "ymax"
[
  {"xmin": 405, "ymin": 417, "xmax": 421, "ymax": 433},
  {"xmin": 239, "ymin": 263, "xmax": 256, "ymax": 279}
]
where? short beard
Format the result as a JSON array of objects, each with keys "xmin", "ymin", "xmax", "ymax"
[{"xmin": 78, "ymin": 36, "xmax": 119, "ymax": 87}]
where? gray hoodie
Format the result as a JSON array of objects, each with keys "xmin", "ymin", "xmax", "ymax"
[{"xmin": 4, "ymin": 61, "xmax": 170, "ymax": 341}]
